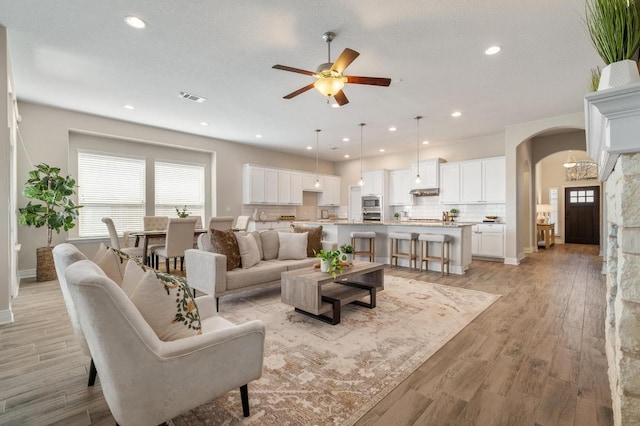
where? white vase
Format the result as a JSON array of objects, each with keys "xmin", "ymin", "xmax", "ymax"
[
  {"xmin": 598, "ymin": 60, "xmax": 640, "ymax": 90},
  {"xmin": 320, "ymin": 259, "xmax": 330, "ymax": 272}
]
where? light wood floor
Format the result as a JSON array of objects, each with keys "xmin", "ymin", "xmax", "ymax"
[{"xmin": 0, "ymin": 244, "xmax": 611, "ymax": 425}]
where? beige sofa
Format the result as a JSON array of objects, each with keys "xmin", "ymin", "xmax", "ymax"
[{"xmin": 185, "ymin": 228, "xmax": 335, "ymax": 309}]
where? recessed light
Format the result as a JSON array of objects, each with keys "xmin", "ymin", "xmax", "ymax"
[
  {"xmin": 306, "ymin": 146, "xmax": 313, "ymax": 150},
  {"xmin": 451, "ymin": 111, "xmax": 462, "ymax": 118},
  {"xmin": 379, "ymin": 148, "xmax": 386, "ymax": 152},
  {"xmin": 200, "ymin": 122, "xmax": 208, "ymax": 126},
  {"xmin": 344, "ymin": 154, "xmax": 350, "ymax": 158},
  {"xmin": 124, "ymin": 16, "xmax": 147, "ymax": 29},
  {"xmin": 422, "ymin": 140, "xmax": 430, "ymax": 145},
  {"xmin": 485, "ymin": 46, "xmax": 501, "ymax": 55},
  {"xmin": 342, "ymin": 138, "xmax": 349, "ymax": 142},
  {"xmin": 124, "ymin": 104, "xmax": 135, "ymax": 110},
  {"xmin": 388, "ymin": 127, "xmax": 397, "ymax": 132},
  {"xmin": 255, "ymin": 134, "xmax": 262, "ymax": 138}
]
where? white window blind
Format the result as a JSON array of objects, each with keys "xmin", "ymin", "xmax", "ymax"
[
  {"xmin": 549, "ymin": 187, "xmax": 558, "ymax": 234},
  {"xmin": 155, "ymin": 161, "xmax": 205, "ymax": 225},
  {"xmin": 78, "ymin": 152, "xmax": 146, "ymax": 237}
]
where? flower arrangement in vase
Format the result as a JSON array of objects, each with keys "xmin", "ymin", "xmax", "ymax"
[{"xmin": 175, "ymin": 205, "xmax": 190, "ymax": 218}]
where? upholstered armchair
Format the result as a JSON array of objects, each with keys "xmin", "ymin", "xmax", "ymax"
[
  {"xmin": 64, "ymin": 258, "xmax": 266, "ymax": 425},
  {"xmin": 208, "ymin": 216, "xmax": 234, "ymax": 231}
]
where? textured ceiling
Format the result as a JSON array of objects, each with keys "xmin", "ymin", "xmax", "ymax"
[{"xmin": 0, "ymin": 0, "xmax": 601, "ymax": 161}]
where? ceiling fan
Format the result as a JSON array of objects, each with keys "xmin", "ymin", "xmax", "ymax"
[{"xmin": 272, "ymin": 31, "xmax": 391, "ymax": 107}]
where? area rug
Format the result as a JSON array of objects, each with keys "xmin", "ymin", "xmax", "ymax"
[{"xmin": 173, "ymin": 276, "xmax": 500, "ymax": 426}]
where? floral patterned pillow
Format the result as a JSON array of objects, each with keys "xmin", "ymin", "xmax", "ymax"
[
  {"xmin": 125, "ymin": 259, "xmax": 202, "ymax": 341},
  {"xmin": 210, "ymin": 229, "xmax": 241, "ymax": 271}
]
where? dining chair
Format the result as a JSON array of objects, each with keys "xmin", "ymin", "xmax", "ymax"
[
  {"xmin": 208, "ymin": 216, "xmax": 234, "ymax": 231},
  {"xmin": 101, "ymin": 217, "xmax": 145, "ymax": 259},
  {"xmin": 194, "ymin": 215, "xmax": 203, "ymax": 229},
  {"xmin": 154, "ymin": 217, "xmax": 198, "ymax": 273},
  {"xmin": 144, "ymin": 216, "xmax": 169, "ymax": 268}
]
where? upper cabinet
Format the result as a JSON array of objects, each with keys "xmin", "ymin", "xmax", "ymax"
[
  {"xmin": 410, "ymin": 159, "xmax": 441, "ymax": 189},
  {"xmin": 302, "ymin": 173, "xmax": 323, "ymax": 192},
  {"xmin": 278, "ymin": 170, "xmax": 303, "ymax": 205},
  {"xmin": 361, "ymin": 169, "xmax": 389, "ymax": 196},
  {"xmin": 318, "ymin": 175, "xmax": 341, "ymax": 206},
  {"xmin": 439, "ymin": 156, "xmax": 505, "ymax": 204},
  {"xmin": 243, "ymin": 165, "xmax": 278, "ymax": 204},
  {"xmin": 389, "ymin": 169, "xmax": 413, "ymax": 206}
]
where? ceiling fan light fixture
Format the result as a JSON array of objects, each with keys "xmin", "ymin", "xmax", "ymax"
[{"xmin": 314, "ymin": 75, "xmax": 346, "ymax": 97}]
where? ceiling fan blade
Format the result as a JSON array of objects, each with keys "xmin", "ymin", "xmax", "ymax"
[
  {"xmin": 333, "ymin": 90, "xmax": 349, "ymax": 106},
  {"xmin": 330, "ymin": 48, "xmax": 360, "ymax": 73},
  {"xmin": 272, "ymin": 64, "xmax": 316, "ymax": 76},
  {"xmin": 346, "ymin": 76, "xmax": 392, "ymax": 86},
  {"xmin": 283, "ymin": 83, "xmax": 315, "ymax": 99}
]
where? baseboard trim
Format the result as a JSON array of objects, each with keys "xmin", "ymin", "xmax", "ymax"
[
  {"xmin": 19, "ymin": 269, "xmax": 36, "ymax": 279},
  {"xmin": 0, "ymin": 309, "xmax": 14, "ymax": 325},
  {"xmin": 504, "ymin": 257, "xmax": 520, "ymax": 266}
]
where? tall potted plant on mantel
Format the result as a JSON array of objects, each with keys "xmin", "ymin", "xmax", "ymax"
[
  {"xmin": 18, "ymin": 163, "xmax": 82, "ymax": 281},
  {"xmin": 586, "ymin": 0, "xmax": 640, "ymax": 90}
]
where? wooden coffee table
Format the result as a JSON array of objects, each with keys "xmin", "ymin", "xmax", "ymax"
[{"xmin": 281, "ymin": 262, "xmax": 384, "ymax": 325}]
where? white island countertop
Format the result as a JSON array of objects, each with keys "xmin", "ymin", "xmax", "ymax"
[{"xmin": 298, "ymin": 220, "xmax": 474, "ymax": 228}]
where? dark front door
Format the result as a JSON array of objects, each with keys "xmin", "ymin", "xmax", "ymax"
[{"xmin": 564, "ymin": 186, "xmax": 600, "ymax": 245}]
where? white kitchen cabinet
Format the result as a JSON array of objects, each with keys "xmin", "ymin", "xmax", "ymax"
[
  {"xmin": 361, "ymin": 170, "xmax": 387, "ymax": 196},
  {"xmin": 302, "ymin": 173, "xmax": 323, "ymax": 192},
  {"xmin": 439, "ymin": 163, "xmax": 460, "ymax": 203},
  {"xmin": 439, "ymin": 157, "xmax": 505, "ymax": 204},
  {"xmin": 410, "ymin": 159, "xmax": 440, "ymax": 189},
  {"xmin": 243, "ymin": 165, "xmax": 276, "ymax": 204},
  {"xmin": 472, "ymin": 224, "xmax": 505, "ymax": 258},
  {"xmin": 318, "ymin": 175, "xmax": 341, "ymax": 206},
  {"xmin": 389, "ymin": 169, "xmax": 413, "ymax": 205},
  {"xmin": 264, "ymin": 168, "xmax": 278, "ymax": 204},
  {"xmin": 277, "ymin": 170, "xmax": 303, "ymax": 205}
]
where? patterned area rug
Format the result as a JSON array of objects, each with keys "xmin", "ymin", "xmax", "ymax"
[{"xmin": 173, "ymin": 276, "xmax": 500, "ymax": 425}]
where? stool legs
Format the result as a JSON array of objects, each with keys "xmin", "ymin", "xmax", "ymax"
[
  {"xmin": 352, "ymin": 236, "xmax": 375, "ymax": 262},
  {"xmin": 389, "ymin": 238, "xmax": 416, "ymax": 270},
  {"xmin": 419, "ymin": 240, "xmax": 450, "ymax": 276}
]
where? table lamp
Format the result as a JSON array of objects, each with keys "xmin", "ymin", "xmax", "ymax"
[{"xmin": 536, "ymin": 204, "xmax": 553, "ymax": 224}]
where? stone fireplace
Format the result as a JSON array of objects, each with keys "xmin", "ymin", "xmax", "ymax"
[{"xmin": 586, "ymin": 83, "xmax": 640, "ymax": 425}]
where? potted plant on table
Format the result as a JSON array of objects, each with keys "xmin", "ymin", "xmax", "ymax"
[
  {"xmin": 315, "ymin": 249, "xmax": 348, "ymax": 278},
  {"xmin": 175, "ymin": 206, "xmax": 190, "ymax": 218},
  {"xmin": 19, "ymin": 163, "xmax": 82, "ymax": 281},
  {"xmin": 585, "ymin": 0, "xmax": 640, "ymax": 90},
  {"xmin": 339, "ymin": 243, "xmax": 355, "ymax": 264}
]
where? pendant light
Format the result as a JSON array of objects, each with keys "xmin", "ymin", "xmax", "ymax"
[
  {"xmin": 563, "ymin": 150, "xmax": 577, "ymax": 168},
  {"xmin": 414, "ymin": 115, "xmax": 423, "ymax": 184},
  {"xmin": 358, "ymin": 123, "xmax": 365, "ymax": 186},
  {"xmin": 314, "ymin": 129, "xmax": 321, "ymax": 188}
]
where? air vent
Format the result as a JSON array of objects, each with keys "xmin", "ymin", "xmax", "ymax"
[
  {"xmin": 329, "ymin": 145, "xmax": 340, "ymax": 150},
  {"xmin": 178, "ymin": 91, "xmax": 207, "ymax": 103}
]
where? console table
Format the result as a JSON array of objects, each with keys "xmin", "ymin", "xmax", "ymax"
[{"xmin": 537, "ymin": 223, "xmax": 555, "ymax": 249}]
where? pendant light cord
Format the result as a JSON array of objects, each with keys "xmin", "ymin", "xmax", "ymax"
[
  {"xmin": 315, "ymin": 129, "xmax": 321, "ymax": 181},
  {"xmin": 415, "ymin": 116, "xmax": 423, "ymax": 182},
  {"xmin": 359, "ymin": 123, "xmax": 365, "ymax": 183}
]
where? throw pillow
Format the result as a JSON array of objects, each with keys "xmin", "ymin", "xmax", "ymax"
[
  {"xmin": 293, "ymin": 225, "xmax": 323, "ymax": 257},
  {"xmin": 235, "ymin": 233, "xmax": 261, "ymax": 269},
  {"xmin": 121, "ymin": 258, "xmax": 148, "ymax": 297},
  {"xmin": 209, "ymin": 229, "xmax": 241, "ymax": 271},
  {"xmin": 127, "ymin": 260, "xmax": 202, "ymax": 341},
  {"xmin": 92, "ymin": 243, "xmax": 129, "ymax": 286},
  {"xmin": 260, "ymin": 230, "xmax": 280, "ymax": 260},
  {"xmin": 278, "ymin": 232, "xmax": 308, "ymax": 260},
  {"xmin": 251, "ymin": 231, "xmax": 264, "ymax": 260}
]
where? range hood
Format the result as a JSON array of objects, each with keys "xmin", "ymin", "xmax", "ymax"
[{"xmin": 409, "ymin": 188, "xmax": 439, "ymax": 196}]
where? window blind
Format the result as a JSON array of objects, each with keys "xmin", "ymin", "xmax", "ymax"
[
  {"xmin": 78, "ymin": 152, "xmax": 146, "ymax": 237},
  {"xmin": 155, "ymin": 161, "xmax": 205, "ymax": 222}
]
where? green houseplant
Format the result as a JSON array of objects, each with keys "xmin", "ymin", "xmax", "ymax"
[
  {"xmin": 586, "ymin": 0, "xmax": 640, "ymax": 89},
  {"xmin": 315, "ymin": 249, "xmax": 347, "ymax": 278},
  {"xmin": 19, "ymin": 163, "xmax": 82, "ymax": 281},
  {"xmin": 339, "ymin": 243, "xmax": 355, "ymax": 264},
  {"xmin": 175, "ymin": 205, "xmax": 190, "ymax": 218}
]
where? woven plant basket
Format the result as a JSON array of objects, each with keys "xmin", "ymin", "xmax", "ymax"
[{"xmin": 36, "ymin": 246, "xmax": 57, "ymax": 282}]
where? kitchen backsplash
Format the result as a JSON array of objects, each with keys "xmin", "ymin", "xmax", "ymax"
[
  {"xmin": 393, "ymin": 197, "xmax": 506, "ymax": 223},
  {"xmin": 241, "ymin": 205, "xmax": 341, "ymax": 221}
]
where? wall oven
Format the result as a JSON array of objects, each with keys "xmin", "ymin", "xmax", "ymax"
[{"xmin": 362, "ymin": 195, "xmax": 382, "ymax": 222}]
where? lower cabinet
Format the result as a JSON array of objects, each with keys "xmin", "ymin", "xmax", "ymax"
[{"xmin": 471, "ymin": 224, "xmax": 505, "ymax": 258}]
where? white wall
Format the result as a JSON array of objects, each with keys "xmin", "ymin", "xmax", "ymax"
[{"xmin": 15, "ymin": 101, "xmax": 335, "ymax": 271}]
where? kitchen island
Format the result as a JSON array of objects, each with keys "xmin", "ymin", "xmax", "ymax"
[{"xmin": 294, "ymin": 220, "xmax": 473, "ymax": 274}]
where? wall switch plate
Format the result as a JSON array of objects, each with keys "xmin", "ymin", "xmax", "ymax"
[{"xmin": 225, "ymin": 207, "xmax": 232, "ymax": 212}]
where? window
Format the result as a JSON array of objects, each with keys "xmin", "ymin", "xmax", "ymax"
[
  {"xmin": 549, "ymin": 187, "xmax": 558, "ymax": 234},
  {"xmin": 77, "ymin": 152, "xmax": 146, "ymax": 237},
  {"xmin": 155, "ymin": 161, "xmax": 205, "ymax": 224},
  {"xmin": 569, "ymin": 189, "xmax": 595, "ymax": 204}
]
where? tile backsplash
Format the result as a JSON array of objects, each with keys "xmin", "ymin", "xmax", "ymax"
[
  {"xmin": 241, "ymin": 205, "xmax": 341, "ymax": 221},
  {"xmin": 392, "ymin": 197, "xmax": 506, "ymax": 223}
]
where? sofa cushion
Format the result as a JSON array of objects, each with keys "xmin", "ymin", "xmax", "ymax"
[
  {"xmin": 293, "ymin": 225, "xmax": 323, "ymax": 257},
  {"xmin": 280, "ymin": 257, "xmax": 318, "ymax": 270},
  {"xmin": 235, "ymin": 233, "xmax": 261, "ymax": 269},
  {"xmin": 260, "ymin": 230, "xmax": 279, "ymax": 260},
  {"xmin": 210, "ymin": 229, "xmax": 241, "ymax": 271},
  {"xmin": 225, "ymin": 260, "xmax": 288, "ymax": 290},
  {"xmin": 127, "ymin": 260, "xmax": 202, "ymax": 341},
  {"xmin": 92, "ymin": 243, "xmax": 129, "ymax": 285},
  {"xmin": 278, "ymin": 232, "xmax": 308, "ymax": 260}
]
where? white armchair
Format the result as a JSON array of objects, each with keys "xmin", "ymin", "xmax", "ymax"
[{"xmin": 64, "ymin": 258, "xmax": 266, "ymax": 425}]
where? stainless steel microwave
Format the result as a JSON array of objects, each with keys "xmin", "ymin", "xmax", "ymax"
[{"xmin": 362, "ymin": 195, "xmax": 381, "ymax": 209}]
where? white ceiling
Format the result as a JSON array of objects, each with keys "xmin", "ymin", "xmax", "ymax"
[{"xmin": 1, "ymin": 0, "xmax": 601, "ymax": 161}]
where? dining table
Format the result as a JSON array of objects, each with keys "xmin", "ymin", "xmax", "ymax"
[{"xmin": 128, "ymin": 228, "xmax": 209, "ymax": 266}]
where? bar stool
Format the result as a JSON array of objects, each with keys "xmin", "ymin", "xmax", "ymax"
[
  {"xmin": 388, "ymin": 232, "xmax": 418, "ymax": 270},
  {"xmin": 418, "ymin": 233, "xmax": 451, "ymax": 276},
  {"xmin": 350, "ymin": 231, "xmax": 376, "ymax": 262}
]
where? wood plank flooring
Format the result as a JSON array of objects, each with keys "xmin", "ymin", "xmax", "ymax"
[{"xmin": 0, "ymin": 244, "xmax": 611, "ymax": 425}]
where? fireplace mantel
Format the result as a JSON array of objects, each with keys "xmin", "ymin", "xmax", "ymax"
[{"xmin": 584, "ymin": 82, "xmax": 640, "ymax": 181}]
